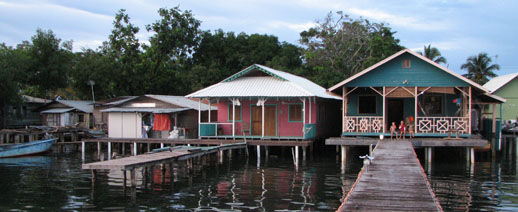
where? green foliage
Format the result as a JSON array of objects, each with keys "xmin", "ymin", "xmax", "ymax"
[
  {"xmin": 461, "ymin": 53, "xmax": 499, "ymax": 85},
  {"xmin": 418, "ymin": 44, "xmax": 447, "ymax": 65},
  {"xmin": 24, "ymin": 29, "xmax": 74, "ymax": 98},
  {"xmin": 300, "ymin": 11, "xmax": 402, "ymax": 88},
  {"xmin": 100, "ymin": 9, "xmax": 143, "ymax": 96},
  {"xmin": 143, "ymin": 6, "xmax": 202, "ymax": 95}
]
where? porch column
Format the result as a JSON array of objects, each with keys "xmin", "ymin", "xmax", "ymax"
[
  {"xmin": 262, "ymin": 100, "xmax": 265, "ymax": 138},
  {"xmin": 382, "ymin": 86, "xmax": 386, "ymax": 133},
  {"xmin": 309, "ymin": 97, "xmax": 312, "ymax": 123},
  {"xmin": 208, "ymin": 99, "xmax": 211, "ymax": 123},
  {"xmin": 343, "ymin": 87, "xmax": 347, "ymax": 133},
  {"xmin": 468, "ymin": 86, "xmax": 472, "ymax": 134},
  {"xmin": 232, "ymin": 99, "xmax": 236, "ymax": 138},
  {"xmin": 302, "ymin": 98, "xmax": 306, "ymax": 134},
  {"xmin": 198, "ymin": 99, "xmax": 201, "ymax": 139},
  {"xmin": 414, "ymin": 87, "xmax": 419, "ymax": 134}
]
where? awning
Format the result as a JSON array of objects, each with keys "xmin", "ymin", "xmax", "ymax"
[
  {"xmin": 41, "ymin": 108, "xmax": 74, "ymax": 113},
  {"xmin": 100, "ymin": 107, "xmax": 190, "ymax": 113}
]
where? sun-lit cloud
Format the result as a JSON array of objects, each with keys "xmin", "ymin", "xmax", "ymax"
[
  {"xmin": 265, "ymin": 21, "xmax": 317, "ymax": 32},
  {"xmin": 347, "ymin": 8, "xmax": 451, "ymax": 31}
]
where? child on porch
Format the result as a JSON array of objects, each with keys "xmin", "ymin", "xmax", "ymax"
[
  {"xmin": 408, "ymin": 124, "xmax": 415, "ymax": 139},
  {"xmin": 398, "ymin": 120, "xmax": 406, "ymax": 140},
  {"xmin": 390, "ymin": 122, "xmax": 398, "ymax": 140}
]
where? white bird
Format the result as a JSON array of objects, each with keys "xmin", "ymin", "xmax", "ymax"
[{"xmin": 359, "ymin": 155, "xmax": 375, "ymax": 167}]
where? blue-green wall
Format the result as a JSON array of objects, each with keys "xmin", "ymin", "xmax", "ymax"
[{"xmin": 346, "ymin": 53, "xmax": 469, "ymax": 87}]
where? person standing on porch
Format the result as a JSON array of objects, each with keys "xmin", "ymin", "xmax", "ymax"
[
  {"xmin": 390, "ymin": 122, "xmax": 398, "ymax": 140},
  {"xmin": 398, "ymin": 120, "xmax": 406, "ymax": 140}
]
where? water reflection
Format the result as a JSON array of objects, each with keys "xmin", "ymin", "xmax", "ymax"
[{"xmin": 0, "ymin": 147, "xmax": 517, "ymax": 211}]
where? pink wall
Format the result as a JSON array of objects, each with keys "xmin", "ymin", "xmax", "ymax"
[{"xmin": 216, "ymin": 99, "xmax": 318, "ymax": 137}]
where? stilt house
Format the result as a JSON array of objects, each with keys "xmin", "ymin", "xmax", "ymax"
[
  {"xmin": 328, "ymin": 49, "xmax": 505, "ymax": 138},
  {"xmin": 186, "ymin": 64, "xmax": 341, "ymax": 140},
  {"xmin": 101, "ymin": 95, "xmax": 216, "ymax": 139}
]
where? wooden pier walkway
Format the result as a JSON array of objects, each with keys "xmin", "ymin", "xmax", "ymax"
[
  {"xmin": 82, "ymin": 143, "xmax": 245, "ymax": 171},
  {"xmin": 338, "ymin": 140, "xmax": 442, "ymax": 211},
  {"xmin": 82, "ymin": 143, "xmax": 246, "ymax": 186}
]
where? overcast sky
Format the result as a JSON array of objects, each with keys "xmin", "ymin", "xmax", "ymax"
[{"xmin": 1, "ymin": 0, "xmax": 517, "ymax": 76}]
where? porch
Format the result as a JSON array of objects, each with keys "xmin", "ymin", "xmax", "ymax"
[
  {"xmin": 196, "ymin": 98, "xmax": 318, "ymax": 140},
  {"xmin": 341, "ymin": 86, "xmax": 473, "ymax": 137}
]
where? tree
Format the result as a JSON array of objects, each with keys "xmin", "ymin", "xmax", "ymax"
[
  {"xmin": 0, "ymin": 44, "xmax": 27, "ymax": 127},
  {"xmin": 418, "ymin": 44, "xmax": 447, "ymax": 65},
  {"xmin": 300, "ymin": 11, "xmax": 402, "ymax": 87},
  {"xmin": 461, "ymin": 53, "xmax": 499, "ymax": 85},
  {"xmin": 23, "ymin": 29, "xmax": 74, "ymax": 99},
  {"xmin": 100, "ymin": 9, "xmax": 142, "ymax": 96},
  {"xmin": 143, "ymin": 6, "xmax": 202, "ymax": 95}
]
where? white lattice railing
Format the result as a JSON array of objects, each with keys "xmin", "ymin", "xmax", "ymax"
[
  {"xmin": 343, "ymin": 116, "xmax": 384, "ymax": 133},
  {"xmin": 416, "ymin": 117, "xmax": 469, "ymax": 134}
]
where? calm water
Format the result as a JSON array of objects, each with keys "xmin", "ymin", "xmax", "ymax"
[{"xmin": 0, "ymin": 146, "xmax": 517, "ymax": 211}]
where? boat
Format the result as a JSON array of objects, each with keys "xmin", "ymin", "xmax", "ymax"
[{"xmin": 0, "ymin": 139, "xmax": 56, "ymax": 158}]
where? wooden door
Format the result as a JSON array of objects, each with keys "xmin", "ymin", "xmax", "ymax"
[
  {"xmin": 251, "ymin": 105, "xmax": 277, "ymax": 136},
  {"xmin": 251, "ymin": 106, "xmax": 262, "ymax": 136}
]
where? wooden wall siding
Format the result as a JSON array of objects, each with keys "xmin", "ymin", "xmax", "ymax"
[{"xmin": 346, "ymin": 52, "xmax": 469, "ymax": 87}]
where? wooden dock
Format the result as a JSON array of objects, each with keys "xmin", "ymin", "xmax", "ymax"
[
  {"xmin": 338, "ymin": 140, "xmax": 442, "ymax": 211},
  {"xmin": 82, "ymin": 143, "xmax": 245, "ymax": 171},
  {"xmin": 82, "ymin": 143, "xmax": 246, "ymax": 186}
]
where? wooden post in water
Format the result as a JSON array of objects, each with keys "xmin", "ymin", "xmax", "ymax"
[
  {"xmin": 341, "ymin": 145, "xmax": 347, "ymax": 173},
  {"xmin": 265, "ymin": 146, "xmax": 269, "ymax": 159},
  {"xmin": 133, "ymin": 142, "xmax": 137, "ymax": 156},
  {"xmin": 107, "ymin": 142, "xmax": 112, "ymax": 160},
  {"xmin": 91, "ymin": 170, "xmax": 96, "ymax": 183},
  {"xmin": 218, "ymin": 150, "xmax": 223, "ymax": 164},
  {"xmin": 81, "ymin": 141, "xmax": 85, "ymax": 162},
  {"xmin": 425, "ymin": 147, "xmax": 432, "ymax": 174},
  {"xmin": 123, "ymin": 171, "xmax": 127, "ymax": 187},
  {"xmin": 303, "ymin": 146, "xmax": 307, "ymax": 161},
  {"xmin": 130, "ymin": 169, "xmax": 136, "ymax": 187},
  {"xmin": 295, "ymin": 146, "xmax": 299, "ymax": 165}
]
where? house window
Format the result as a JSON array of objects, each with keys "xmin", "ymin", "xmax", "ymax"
[
  {"xmin": 358, "ymin": 96, "xmax": 377, "ymax": 114},
  {"xmin": 46, "ymin": 114, "xmax": 59, "ymax": 126},
  {"xmin": 423, "ymin": 95, "xmax": 443, "ymax": 115},
  {"xmin": 402, "ymin": 59, "xmax": 411, "ymax": 68},
  {"xmin": 78, "ymin": 114, "xmax": 85, "ymax": 122},
  {"xmin": 289, "ymin": 104, "xmax": 303, "ymax": 122},
  {"xmin": 228, "ymin": 104, "xmax": 242, "ymax": 121}
]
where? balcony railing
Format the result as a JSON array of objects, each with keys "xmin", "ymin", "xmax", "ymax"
[
  {"xmin": 343, "ymin": 116, "xmax": 384, "ymax": 133},
  {"xmin": 416, "ymin": 117, "xmax": 469, "ymax": 134}
]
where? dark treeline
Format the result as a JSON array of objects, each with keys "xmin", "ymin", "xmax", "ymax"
[{"xmin": 0, "ymin": 7, "xmax": 403, "ymax": 108}]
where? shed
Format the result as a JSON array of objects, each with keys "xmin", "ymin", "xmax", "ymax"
[{"xmin": 101, "ymin": 95, "xmax": 216, "ymax": 139}]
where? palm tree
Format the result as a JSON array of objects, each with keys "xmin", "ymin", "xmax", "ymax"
[
  {"xmin": 418, "ymin": 44, "xmax": 447, "ymax": 65},
  {"xmin": 461, "ymin": 53, "xmax": 499, "ymax": 85}
]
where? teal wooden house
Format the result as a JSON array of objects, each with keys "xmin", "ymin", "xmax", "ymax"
[{"xmin": 328, "ymin": 49, "xmax": 505, "ymax": 138}]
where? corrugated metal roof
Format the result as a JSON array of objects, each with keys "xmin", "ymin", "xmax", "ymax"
[
  {"xmin": 483, "ymin": 73, "xmax": 518, "ymax": 93},
  {"xmin": 100, "ymin": 107, "xmax": 190, "ymax": 113},
  {"xmin": 57, "ymin": 100, "xmax": 94, "ymax": 113},
  {"xmin": 145, "ymin": 95, "xmax": 217, "ymax": 111},
  {"xmin": 22, "ymin": 95, "xmax": 50, "ymax": 103},
  {"xmin": 41, "ymin": 108, "xmax": 74, "ymax": 113},
  {"xmin": 186, "ymin": 64, "xmax": 340, "ymax": 100}
]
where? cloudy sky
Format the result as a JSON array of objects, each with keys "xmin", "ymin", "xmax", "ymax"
[{"xmin": 1, "ymin": 0, "xmax": 517, "ymax": 76}]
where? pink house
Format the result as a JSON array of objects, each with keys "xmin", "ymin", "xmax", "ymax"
[{"xmin": 186, "ymin": 64, "xmax": 341, "ymax": 140}]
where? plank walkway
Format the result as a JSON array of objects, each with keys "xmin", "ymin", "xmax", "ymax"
[
  {"xmin": 82, "ymin": 143, "xmax": 245, "ymax": 171},
  {"xmin": 338, "ymin": 140, "xmax": 442, "ymax": 211}
]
